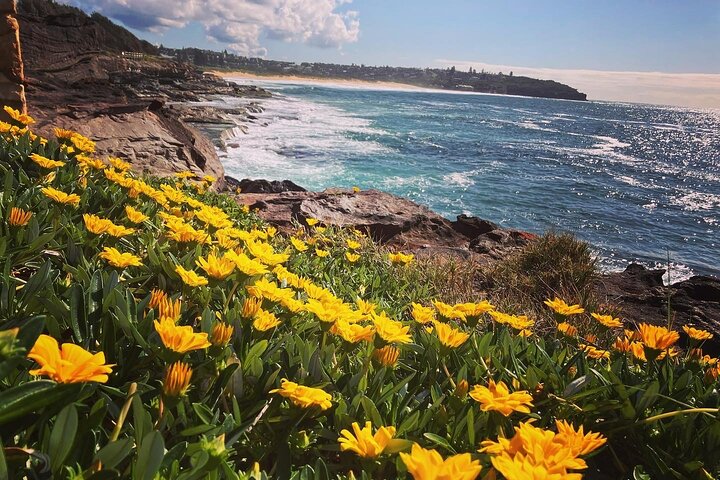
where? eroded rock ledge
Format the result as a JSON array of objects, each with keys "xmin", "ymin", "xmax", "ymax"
[{"xmin": 231, "ymin": 183, "xmax": 537, "ymax": 263}]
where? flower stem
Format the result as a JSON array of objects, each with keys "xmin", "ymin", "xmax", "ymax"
[{"xmin": 110, "ymin": 382, "xmax": 137, "ymax": 442}]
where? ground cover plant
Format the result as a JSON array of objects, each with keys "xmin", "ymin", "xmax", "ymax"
[{"xmin": 1, "ymin": 105, "xmax": 719, "ymax": 479}]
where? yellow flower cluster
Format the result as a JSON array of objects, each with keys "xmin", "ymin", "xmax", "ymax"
[{"xmin": 480, "ymin": 420, "xmax": 606, "ymax": 479}]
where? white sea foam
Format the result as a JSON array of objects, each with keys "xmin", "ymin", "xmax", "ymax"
[
  {"xmin": 442, "ymin": 172, "xmax": 475, "ymax": 187},
  {"xmin": 220, "ymin": 93, "xmax": 390, "ymax": 187},
  {"xmin": 670, "ymin": 191, "xmax": 720, "ymax": 211}
]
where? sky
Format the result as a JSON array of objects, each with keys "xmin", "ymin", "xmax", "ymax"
[{"xmin": 65, "ymin": 0, "xmax": 720, "ymax": 107}]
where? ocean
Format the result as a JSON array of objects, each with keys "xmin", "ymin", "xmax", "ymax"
[{"xmin": 214, "ymin": 78, "xmax": 720, "ymax": 281}]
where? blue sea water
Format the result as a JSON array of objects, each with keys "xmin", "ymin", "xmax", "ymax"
[{"xmin": 216, "ymin": 79, "xmax": 720, "ymax": 280}]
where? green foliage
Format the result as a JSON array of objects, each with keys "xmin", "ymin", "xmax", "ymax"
[{"xmin": 0, "ymin": 119, "xmax": 718, "ymax": 480}]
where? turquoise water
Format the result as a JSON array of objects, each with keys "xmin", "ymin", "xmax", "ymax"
[{"xmin": 218, "ymin": 79, "xmax": 720, "ymax": 280}]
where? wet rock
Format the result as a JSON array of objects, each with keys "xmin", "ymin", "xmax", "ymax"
[
  {"xmin": 595, "ymin": 264, "xmax": 720, "ymax": 350},
  {"xmin": 469, "ymin": 229, "xmax": 537, "ymax": 259},
  {"xmin": 451, "ymin": 214, "xmax": 497, "ymax": 239},
  {"xmin": 233, "ymin": 178, "xmax": 307, "ymax": 194}
]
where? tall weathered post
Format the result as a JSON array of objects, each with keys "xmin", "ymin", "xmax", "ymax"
[{"xmin": 0, "ymin": 0, "xmax": 26, "ymax": 121}]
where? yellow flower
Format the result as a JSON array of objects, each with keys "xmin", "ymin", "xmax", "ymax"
[
  {"xmin": 544, "ymin": 297, "xmax": 585, "ymax": 316},
  {"xmin": 202, "ymin": 174, "xmax": 217, "ymax": 183},
  {"xmin": 469, "ymin": 379, "xmax": 533, "ymax": 416},
  {"xmin": 345, "ymin": 251, "xmax": 360, "ymax": 263},
  {"xmin": 331, "ymin": 318, "xmax": 375, "ymax": 343},
  {"xmin": 125, "ymin": 205, "xmax": 149, "ymax": 224},
  {"xmin": 210, "ymin": 322, "xmax": 234, "ymax": 347},
  {"xmin": 290, "ymin": 236, "xmax": 308, "ymax": 252},
  {"xmin": 154, "ymin": 317, "xmax": 211, "ymax": 353},
  {"xmin": 246, "ymin": 240, "xmax": 289, "ymax": 266},
  {"xmin": 338, "ymin": 421, "xmax": 399, "ymax": 458},
  {"xmin": 373, "ymin": 345, "xmax": 400, "ymax": 367},
  {"xmin": 196, "ymin": 253, "xmax": 235, "ymax": 280},
  {"xmin": 4, "ymin": 106, "xmax": 35, "ymax": 125},
  {"xmin": 108, "ymin": 157, "xmax": 132, "ymax": 171},
  {"xmin": 683, "ymin": 325, "xmax": 714, "ymax": 341},
  {"xmin": 480, "ymin": 421, "xmax": 594, "ymax": 478},
  {"xmin": 305, "ymin": 217, "xmax": 319, "ymax": 227},
  {"xmin": 30, "ymin": 153, "xmax": 65, "ymax": 169},
  {"xmin": 175, "ymin": 170, "xmax": 197, "ymax": 179},
  {"xmin": 557, "ymin": 321, "xmax": 578, "ymax": 337},
  {"xmin": 83, "ymin": 214, "xmax": 111, "ymax": 234},
  {"xmin": 28, "ymin": 334, "xmax": 113, "ymax": 383},
  {"xmin": 158, "ymin": 297, "xmax": 182, "ymax": 322},
  {"xmin": 372, "ymin": 312, "xmax": 412, "ymax": 344},
  {"xmin": 315, "ymin": 248, "xmax": 330, "ymax": 257},
  {"xmin": 352, "ymin": 186, "xmax": 360, "ymax": 193},
  {"xmin": 175, "ymin": 265, "xmax": 209, "ymax": 287},
  {"xmin": 8, "ymin": 207, "xmax": 32, "ymax": 226},
  {"xmin": 163, "ymin": 361, "xmax": 192, "ymax": 397},
  {"xmin": 637, "ymin": 323, "xmax": 680, "ymax": 351},
  {"xmin": 454, "ymin": 301, "xmax": 495, "ymax": 318},
  {"xmin": 242, "ymin": 297, "xmax": 262, "ymax": 318},
  {"xmin": 270, "ymin": 378, "xmax": 332, "ymax": 410},
  {"xmin": 346, "ymin": 239, "xmax": 361, "ymax": 250},
  {"xmin": 400, "ymin": 444, "xmax": 482, "ymax": 480},
  {"xmin": 42, "ymin": 187, "xmax": 81, "ymax": 207},
  {"xmin": 389, "ymin": 252, "xmax": 414, "ymax": 265},
  {"xmin": 148, "ymin": 289, "xmax": 167, "ymax": 309},
  {"xmin": 489, "ymin": 311, "xmax": 534, "ymax": 331},
  {"xmin": 579, "ymin": 344, "xmax": 610, "ymax": 360},
  {"xmin": 68, "ymin": 133, "xmax": 95, "ymax": 153},
  {"xmin": 99, "ymin": 247, "xmax": 142, "ymax": 268},
  {"xmin": 433, "ymin": 321, "xmax": 470, "ymax": 348},
  {"xmin": 591, "ymin": 312, "xmax": 622, "ymax": 328},
  {"xmin": 106, "ymin": 223, "xmax": 135, "ymax": 237},
  {"xmin": 555, "ymin": 420, "xmax": 607, "ymax": 456},
  {"xmin": 433, "ymin": 301, "xmax": 466, "ymax": 322},
  {"xmin": 410, "ymin": 303, "xmax": 435, "ymax": 324},
  {"xmin": 253, "ymin": 309, "xmax": 281, "ymax": 331}
]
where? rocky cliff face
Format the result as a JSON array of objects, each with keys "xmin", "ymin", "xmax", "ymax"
[
  {"xmin": 0, "ymin": 0, "xmax": 25, "ymax": 121},
  {"xmin": 14, "ymin": 0, "xmax": 268, "ymax": 184},
  {"xmin": 17, "ymin": 0, "xmax": 156, "ymax": 71}
]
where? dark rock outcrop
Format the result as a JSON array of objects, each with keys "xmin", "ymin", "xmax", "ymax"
[
  {"xmin": 234, "ymin": 187, "xmax": 534, "ymax": 261},
  {"xmin": 231, "ymin": 178, "xmax": 307, "ymax": 194},
  {"xmin": 595, "ymin": 264, "xmax": 720, "ymax": 346}
]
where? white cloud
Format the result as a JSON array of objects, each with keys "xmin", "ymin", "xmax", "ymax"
[
  {"xmin": 68, "ymin": 0, "xmax": 360, "ymax": 55},
  {"xmin": 436, "ymin": 59, "xmax": 720, "ymax": 109}
]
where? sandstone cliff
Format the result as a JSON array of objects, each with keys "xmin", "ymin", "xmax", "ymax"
[{"xmin": 0, "ymin": 0, "xmax": 25, "ymax": 120}]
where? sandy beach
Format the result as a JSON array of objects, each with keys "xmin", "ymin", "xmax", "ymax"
[{"xmin": 211, "ymin": 70, "xmax": 434, "ymax": 92}]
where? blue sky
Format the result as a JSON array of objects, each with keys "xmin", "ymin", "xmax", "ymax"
[
  {"xmin": 68, "ymin": 0, "xmax": 720, "ymax": 106},
  {"xmin": 119, "ymin": 0, "xmax": 720, "ymax": 72}
]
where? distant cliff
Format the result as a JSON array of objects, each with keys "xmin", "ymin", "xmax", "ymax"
[
  {"xmin": 161, "ymin": 47, "xmax": 588, "ymax": 101},
  {"xmin": 17, "ymin": 0, "xmax": 157, "ymax": 70}
]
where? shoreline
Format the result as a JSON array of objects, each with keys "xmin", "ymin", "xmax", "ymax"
[{"xmin": 212, "ymin": 70, "xmax": 435, "ymax": 92}]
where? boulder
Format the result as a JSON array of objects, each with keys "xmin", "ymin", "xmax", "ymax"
[
  {"xmin": 451, "ymin": 214, "xmax": 497, "ymax": 239},
  {"xmin": 31, "ymin": 103, "xmax": 225, "ymax": 184},
  {"xmin": 233, "ymin": 178, "xmax": 307, "ymax": 194},
  {"xmin": 469, "ymin": 229, "xmax": 537, "ymax": 259},
  {"xmin": 234, "ymin": 187, "xmax": 535, "ymax": 263},
  {"xmin": 595, "ymin": 264, "xmax": 720, "ymax": 352}
]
